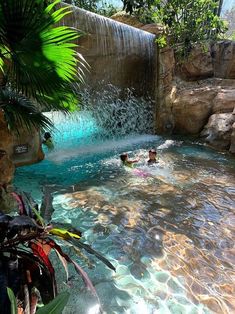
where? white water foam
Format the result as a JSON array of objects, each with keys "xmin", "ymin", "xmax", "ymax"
[{"xmin": 47, "ymin": 134, "xmax": 159, "ymax": 163}]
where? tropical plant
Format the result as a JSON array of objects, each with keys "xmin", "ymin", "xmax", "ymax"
[
  {"xmin": 98, "ymin": 1, "xmax": 119, "ymax": 17},
  {"xmin": 7, "ymin": 288, "xmax": 70, "ymax": 314},
  {"xmin": 153, "ymin": 0, "xmax": 226, "ymax": 46},
  {"xmin": 0, "ymin": 190, "xmax": 115, "ymax": 314},
  {"xmin": 0, "ymin": 0, "xmax": 85, "ymax": 133},
  {"xmin": 121, "ymin": 0, "xmax": 227, "ymax": 56},
  {"xmin": 122, "ymin": 0, "xmax": 155, "ymax": 15}
]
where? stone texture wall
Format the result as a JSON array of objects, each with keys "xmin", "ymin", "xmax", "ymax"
[
  {"xmin": 156, "ymin": 40, "xmax": 235, "ymax": 154},
  {"xmin": 0, "ymin": 111, "xmax": 44, "ymax": 184}
]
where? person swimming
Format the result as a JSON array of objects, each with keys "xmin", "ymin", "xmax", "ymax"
[
  {"xmin": 147, "ymin": 149, "xmax": 157, "ymax": 165},
  {"xmin": 42, "ymin": 132, "xmax": 54, "ymax": 149},
  {"xmin": 120, "ymin": 153, "xmax": 139, "ymax": 168}
]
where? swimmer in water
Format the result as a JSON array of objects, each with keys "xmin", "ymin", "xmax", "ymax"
[
  {"xmin": 147, "ymin": 149, "xmax": 157, "ymax": 165},
  {"xmin": 42, "ymin": 132, "xmax": 54, "ymax": 149},
  {"xmin": 120, "ymin": 153, "xmax": 139, "ymax": 168}
]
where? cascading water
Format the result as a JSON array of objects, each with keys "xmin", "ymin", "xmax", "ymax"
[
  {"xmin": 53, "ymin": 4, "xmax": 157, "ymax": 156},
  {"xmin": 44, "ymin": 85, "xmax": 155, "ymax": 162},
  {"xmin": 80, "ymin": 85, "xmax": 154, "ymax": 137},
  {"xmin": 61, "ymin": 5, "xmax": 156, "ymax": 94}
]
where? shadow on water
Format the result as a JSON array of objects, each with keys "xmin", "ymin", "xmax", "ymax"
[
  {"xmin": 10, "ymin": 90, "xmax": 234, "ymax": 313},
  {"xmin": 15, "ymin": 138, "xmax": 235, "ymax": 313}
]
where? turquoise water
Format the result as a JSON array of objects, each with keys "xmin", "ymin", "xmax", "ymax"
[{"xmin": 14, "ymin": 115, "xmax": 235, "ymax": 314}]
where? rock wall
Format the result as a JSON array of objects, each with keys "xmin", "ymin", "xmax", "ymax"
[
  {"xmin": 156, "ymin": 41, "xmax": 235, "ymax": 154},
  {"xmin": 0, "ymin": 111, "xmax": 44, "ymax": 184}
]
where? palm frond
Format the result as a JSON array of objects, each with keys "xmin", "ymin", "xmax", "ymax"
[
  {"xmin": 0, "ymin": 87, "xmax": 54, "ymax": 133},
  {"xmin": 0, "ymin": 0, "xmax": 86, "ymax": 124}
]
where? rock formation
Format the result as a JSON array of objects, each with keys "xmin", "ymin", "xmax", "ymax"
[
  {"xmin": 156, "ymin": 40, "xmax": 235, "ymax": 154},
  {"xmin": 0, "ymin": 111, "xmax": 44, "ymax": 182},
  {"xmin": 0, "ymin": 150, "xmax": 15, "ymax": 186}
]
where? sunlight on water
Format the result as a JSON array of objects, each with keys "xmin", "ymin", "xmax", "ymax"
[
  {"xmin": 14, "ymin": 92, "xmax": 235, "ymax": 314},
  {"xmin": 15, "ymin": 133, "xmax": 235, "ymax": 314}
]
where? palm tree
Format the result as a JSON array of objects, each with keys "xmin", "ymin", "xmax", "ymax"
[{"xmin": 0, "ymin": 0, "xmax": 85, "ymax": 133}]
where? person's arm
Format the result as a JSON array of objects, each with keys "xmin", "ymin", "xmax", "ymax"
[{"xmin": 130, "ymin": 159, "xmax": 139, "ymax": 164}]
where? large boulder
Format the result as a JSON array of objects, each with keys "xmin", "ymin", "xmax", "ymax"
[
  {"xmin": 0, "ymin": 112, "xmax": 13, "ymax": 156},
  {"xmin": 211, "ymin": 41, "xmax": 235, "ymax": 79},
  {"xmin": 178, "ymin": 41, "xmax": 235, "ymax": 80},
  {"xmin": 172, "ymin": 87, "xmax": 217, "ymax": 134},
  {"xmin": 179, "ymin": 44, "xmax": 213, "ymax": 80},
  {"xmin": 201, "ymin": 112, "xmax": 235, "ymax": 150},
  {"xmin": 111, "ymin": 11, "xmax": 144, "ymax": 28},
  {"xmin": 111, "ymin": 12, "xmax": 163, "ymax": 36},
  {"xmin": 212, "ymin": 89, "xmax": 235, "ymax": 113}
]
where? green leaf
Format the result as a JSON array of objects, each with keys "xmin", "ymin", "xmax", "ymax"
[
  {"xmin": 1, "ymin": 88, "xmax": 54, "ymax": 133},
  {"xmin": 0, "ymin": 0, "xmax": 86, "ymax": 132},
  {"xmin": 155, "ymin": 35, "xmax": 167, "ymax": 48},
  {"xmin": 0, "ymin": 56, "xmax": 4, "ymax": 73},
  {"xmin": 7, "ymin": 287, "xmax": 17, "ymax": 314},
  {"xmin": 45, "ymin": 0, "xmax": 61, "ymax": 14},
  {"xmin": 36, "ymin": 292, "xmax": 70, "ymax": 314},
  {"xmin": 32, "ymin": 206, "xmax": 45, "ymax": 227}
]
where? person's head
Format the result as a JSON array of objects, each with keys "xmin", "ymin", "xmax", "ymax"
[
  {"xmin": 44, "ymin": 132, "xmax": 51, "ymax": 140},
  {"xmin": 120, "ymin": 153, "xmax": 128, "ymax": 163},
  {"xmin": 0, "ymin": 150, "xmax": 6, "ymax": 158},
  {"xmin": 148, "ymin": 149, "xmax": 157, "ymax": 160}
]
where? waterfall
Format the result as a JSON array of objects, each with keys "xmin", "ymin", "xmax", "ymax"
[
  {"xmin": 45, "ymin": 85, "xmax": 154, "ymax": 151},
  {"xmin": 61, "ymin": 5, "xmax": 156, "ymax": 95},
  {"xmin": 51, "ymin": 5, "xmax": 157, "ymax": 151}
]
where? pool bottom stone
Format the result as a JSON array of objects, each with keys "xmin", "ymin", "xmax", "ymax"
[
  {"xmin": 51, "ymin": 191, "xmax": 212, "ymax": 314},
  {"xmin": 15, "ymin": 141, "xmax": 235, "ymax": 314}
]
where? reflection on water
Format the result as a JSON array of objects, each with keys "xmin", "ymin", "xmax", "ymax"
[{"xmin": 15, "ymin": 139, "xmax": 235, "ymax": 314}]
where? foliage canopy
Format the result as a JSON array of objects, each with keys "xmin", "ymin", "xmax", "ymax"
[
  {"xmin": 122, "ymin": 0, "xmax": 227, "ymax": 55},
  {"xmin": 0, "ymin": 0, "xmax": 85, "ymax": 133}
]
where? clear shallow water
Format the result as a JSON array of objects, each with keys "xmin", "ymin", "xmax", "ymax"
[{"xmin": 14, "ymin": 136, "xmax": 235, "ymax": 314}]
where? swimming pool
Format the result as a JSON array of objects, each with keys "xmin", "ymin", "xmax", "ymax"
[{"xmin": 14, "ymin": 130, "xmax": 235, "ymax": 314}]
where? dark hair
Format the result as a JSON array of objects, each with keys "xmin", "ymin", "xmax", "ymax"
[
  {"xmin": 149, "ymin": 149, "xmax": 157, "ymax": 155},
  {"xmin": 120, "ymin": 153, "xmax": 128, "ymax": 162},
  {"xmin": 0, "ymin": 150, "xmax": 6, "ymax": 156},
  {"xmin": 44, "ymin": 132, "xmax": 51, "ymax": 140},
  {"xmin": 0, "ymin": 150, "xmax": 6, "ymax": 159}
]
